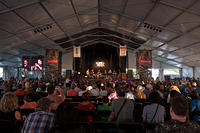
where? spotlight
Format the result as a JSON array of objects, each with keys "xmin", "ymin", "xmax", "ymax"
[
  {"xmin": 147, "ymin": 25, "xmax": 150, "ymax": 28},
  {"xmin": 37, "ymin": 29, "xmax": 40, "ymax": 32},
  {"xmin": 159, "ymin": 29, "xmax": 162, "ymax": 32},
  {"xmin": 144, "ymin": 24, "xmax": 147, "ymax": 28},
  {"xmin": 34, "ymin": 30, "xmax": 37, "ymax": 33},
  {"xmin": 43, "ymin": 27, "xmax": 46, "ymax": 31},
  {"xmin": 47, "ymin": 26, "xmax": 49, "ymax": 29},
  {"xmin": 150, "ymin": 26, "xmax": 153, "ymax": 30},
  {"xmin": 50, "ymin": 25, "xmax": 52, "ymax": 28}
]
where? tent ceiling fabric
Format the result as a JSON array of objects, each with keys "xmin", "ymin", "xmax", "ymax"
[{"xmin": 0, "ymin": 0, "xmax": 199, "ymax": 68}]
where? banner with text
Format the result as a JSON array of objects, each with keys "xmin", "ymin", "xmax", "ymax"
[
  {"xmin": 73, "ymin": 46, "xmax": 81, "ymax": 58},
  {"xmin": 120, "ymin": 45, "xmax": 127, "ymax": 56}
]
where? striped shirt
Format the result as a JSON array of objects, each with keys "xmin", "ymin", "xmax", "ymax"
[{"xmin": 21, "ymin": 111, "xmax": 54, "ymax": 133}]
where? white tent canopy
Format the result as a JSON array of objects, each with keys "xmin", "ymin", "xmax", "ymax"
[{"xmin": 0, "ymin": 0, "xmax": 200, "ymax": 70}]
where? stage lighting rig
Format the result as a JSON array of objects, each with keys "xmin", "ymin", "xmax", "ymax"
[{"xmin": 143, "ymin": 22, "xmax": 162, "ymax": 32}]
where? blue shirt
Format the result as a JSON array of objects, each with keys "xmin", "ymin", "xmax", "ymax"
[
  {"xmin": 190, "ymin": 99, "xmax": 200, "ymax": 122},
  {"xmin": 21, "ymin": 111, "xmax": 54, "ymax": 133}
]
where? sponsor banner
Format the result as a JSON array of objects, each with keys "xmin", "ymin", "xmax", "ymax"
[
  {"xmin": 46, "ymin": 60, "xmax": 58, "ymax": 64},
  {"xmin": 120, "ymin": 45, "xmax": 127, "ymax": 56},
  {"xmin": 73, "ymin": 46, "xmax": 81, "ymax": 57},
  {"xmin": 46, "ymin": 49, "xmax": 59, "ymax": 71},
  {"xmin": 138, "ymin": 50, "xmax": 152, "ymax": 65}
]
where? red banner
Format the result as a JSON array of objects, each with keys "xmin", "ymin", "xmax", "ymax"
[
  {"xmin": 46, "ymin": 60, "xmax": 58, "ymax": 64},
  {"xmin": 139, "ymin": 50, "xmax": 152, "ymax": 65}
]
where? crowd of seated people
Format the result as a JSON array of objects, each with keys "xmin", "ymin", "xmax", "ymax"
[{"xmin": 0, "ymin": 76, "xmax": 200, "ymax": 132}]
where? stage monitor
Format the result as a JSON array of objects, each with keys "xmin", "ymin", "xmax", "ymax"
[
  {"xmin": 96, "ymin": 62, "xmax": 105, "ymax": 67},
  {"xmin": 23, "ymin": 56, "xmax": 44, "ymax": 71}
]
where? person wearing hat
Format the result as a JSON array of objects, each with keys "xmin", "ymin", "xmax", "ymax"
[
  {"xmin": 21, "ymin": 97, "xmax": 54, "ymax": 133},
  {"xmin": 135, "ymin": 85, "xmax": 146, "ymax": 99}
]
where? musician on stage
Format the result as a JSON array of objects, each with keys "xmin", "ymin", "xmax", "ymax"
[{"xmin": 108, "ymin": 69, "xmax": 112, "ymax": 75}]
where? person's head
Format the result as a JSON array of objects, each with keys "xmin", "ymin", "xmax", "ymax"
[
  {"xmin": 38, "ymin": 59, "xmax": 42, "ymax": 65},
  {"xmin": 116, "ymin": 86, "xmax": 126, "ymax": 97},
  {"xmin": 81, "ymin": 85, "xmax": 86, "ymax": 91},
  {"xmin": 170, "ymin": 96, "xmax": 188, "ymax": 119},
  {"xmin": 54, "ymin": 102, "xmax": 79, "ymax": 130},
  {"xmin": 170, "ymin": 90, "xmax": 181, "ymax": 103},
  {"xmin": 24, "ymin": 60, "xmax": 28, "ymax": 66},
  {"xmin": 136, "ymin": 85, "xmax": 144, "ymax": 92},
  {"xmin": 36, "ymin": 97, "xmax": 53, "ymax": 112},
  {"xmin": 82, "ymin": 92, "xmax": 90, "ymax": 101},
  {"xmin": 170, "ymin": 85, "xmax": 181, "ymax": 93},
  {"xmin": 47, "ymin": 85, "xmax": 56, "ymax": 95},
  {"xmin": 0, "ymin": 92, "xmax": 19, "ymax": 112},
  {"xmin": 146, "ymin": 84, "xmax": 153, "ymax": 91},
  {"xmin": 192, "ymin": 82, "xmax": 197, "ymax": 88},
  {"xmin": 23, "ymin": 94, "xmax": 32, "ymax": 103},
  {"xmin": 149, "ymin": 91, "xmax": 161, "ymax": 103},
  {"xmin": 102, "ymin": 97, "xmax": 109, "ymax": 105},
  {"xmin": 189, "ymin": 90, "xmax": 199, "ymax": 100}
]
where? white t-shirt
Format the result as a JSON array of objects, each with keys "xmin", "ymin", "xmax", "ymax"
[
  {"xmin": 99, "ymin": 90, "xmax": 108, "ymax": 96},
  {"xmin": 90, "ymin": 89, "xmax": 99, "ymax": 96},
  {"xmin": 78, "ymin": 90, "xmax": 86, "ymax": 96}
]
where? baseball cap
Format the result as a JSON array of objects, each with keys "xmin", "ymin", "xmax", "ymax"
[{"xmin": 37, "ymin": 97, "xmax": 53, "ymax": 109}]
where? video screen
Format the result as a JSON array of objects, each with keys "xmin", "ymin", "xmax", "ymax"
[
  {"xmin": 96, "ymin": 62, "xmax": 105, "ymax": 67},
  {"xmin": 23, "ymin": 56, "xmax": 43, "ymax": 71}
]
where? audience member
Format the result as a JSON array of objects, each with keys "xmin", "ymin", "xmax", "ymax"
[
  {"xmin": 155, "ymin": 96, "xmax": 200, "ymax": 133},
  {"xmin": 142, "ymin": 91, "xmax": 165, "ymax": 123},
  {"xmin": 14, "ymin": 84, "xmax": 28, "ymax": 96},
  {"xmin": 109, "ymin": 86, "xmax": 134, "ymax": 123},
  {"xmin": 50, "ymin": 102, "xmax": 85, "ymax": 133},
  {"xmin": 136, "ymin": 85, "xmax": 146, "ymax": 99},
  {"xmin": 77, "ymin": 92, "xmax": 95, "ymax": 122},
  {"xmin": 66, "ymin": 85, "xmax": 78, "ymax": 97},
  {"xmin": 20, "ymin": 94, "xmax": 37, "ymax": 109},
  {"xmin": 99, "ymin": 86, "xmax": 108, "ymax": 96},
  {"xmin": 21, "ymin": 97, "xmax": 54, "ymax": 133},
  {"xmin": 0, "ymin": 92, "xmax": 21, "ymax": 121},
  {"xmin": 190, "ymin": 91, "xmax": 200, "ymax": 122},
  {"xmin": 46, "ymin": 85, "xmax": 65, "ymax": 110},
  {"xmin": 125, "ymin": 85, "xmax": 136, "ymax": 100}
]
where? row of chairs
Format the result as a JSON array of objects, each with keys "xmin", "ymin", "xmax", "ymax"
[
  {"xmin": 79, "ymin": 122, "xmax": 156, "ymax": 133},
  {"xmin": 0, "ymin": 119, "xmax": 156, "ymax": 133}
]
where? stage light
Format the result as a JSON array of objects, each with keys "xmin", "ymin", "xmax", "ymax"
[
  {"xmin": 150, "ymin": 26, "xmax": 153, "ymax": 30},
  {"xmin": 37, "ymin": 29, "xmax": 40, "ymax": 32}
]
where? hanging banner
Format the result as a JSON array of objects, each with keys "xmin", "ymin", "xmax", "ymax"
[
  {"xmin": 46, "ymin": 49, "xmax": 59, "ymax": 70},
  {"xmin": 73, "ymin": 46, "xmax": 81, "ymax": 58},
  {"xmin": 136, "ymin": 50, "xmax": 152, "ymax": 81},
  {"xmin": 138, "ymin": 50, "xmax": 152, "ymax": 65},
  {"xmin": 120, "ymin": 45, "xmax": 127, "ymax": 56}
]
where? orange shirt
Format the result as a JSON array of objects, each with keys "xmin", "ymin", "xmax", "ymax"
[
  {"xmin": 14, "ymin": 89, "xmax": 28, "ymax": 96},
  {"xmin": 20, "ymin": 102, "xmax": 37, "ymax": 109}
]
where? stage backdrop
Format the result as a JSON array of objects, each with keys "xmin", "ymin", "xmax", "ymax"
[{"xmin": 81, "ymin": 43, "xmax": 120, "ymax": 74}]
